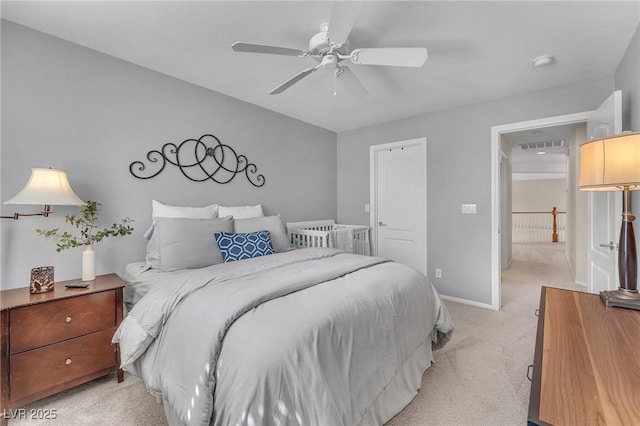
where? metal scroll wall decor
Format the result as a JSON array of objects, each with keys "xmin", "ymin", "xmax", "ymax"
[{"xmin": 129, "ymin": 134, "xmax": 265, "ymax": 187}]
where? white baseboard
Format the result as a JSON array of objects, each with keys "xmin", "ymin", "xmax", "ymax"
[
  {"xmin": 440, "ymin": 294, "xmax": 495, "ymax": 310},
  {"xmin": 562, "ymin": 249, "xmax": 590, "ymax": 290},
  {"xmin": 503, "ymin": 257, "xmax": 513, "ymax": 269}
]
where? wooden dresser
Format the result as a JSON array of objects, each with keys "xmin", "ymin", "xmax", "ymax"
[
  {"xmin": 0, "ymin": 274, "xmax": 125, "ymax": 423},
  {"xmin": 528, "ymin": 286, "xmax": 640, "ymax": 425}
]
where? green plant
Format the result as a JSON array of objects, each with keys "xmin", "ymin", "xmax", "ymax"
[{"xmin": 36, "ymin": 200, "xmax": 134, "ymax": 252}]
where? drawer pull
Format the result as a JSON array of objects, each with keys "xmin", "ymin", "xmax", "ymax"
[
  {"xmin": 65, "ymin": 316, "xmax": 72, "ymax": 323},
  {"xmin": 535, "ymin": 309, "xmax": 539, "ymax": 317},
  {"xmin": 65, "ymin": 358, "xmax": 72, "ymax": 365},
  {"xmin": 527, "ymin": 364, "xmax": 533, "ymax": 382}
]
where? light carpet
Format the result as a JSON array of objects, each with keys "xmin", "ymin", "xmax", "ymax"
[{"xmin": 9, "ymin": 243, "xmax": 583, "ymax": 425}]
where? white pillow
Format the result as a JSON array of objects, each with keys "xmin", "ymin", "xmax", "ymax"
[
  {"xmin": 152, "ymin": 200, "xmax": 218, "ymax": 218},
  {"xmin": 144, "ymin": 200, "xmax": 219, "ymax": 239},
  {"xmin": 218, "ymin": 204, "xmax": 264, "ymax": 219}
]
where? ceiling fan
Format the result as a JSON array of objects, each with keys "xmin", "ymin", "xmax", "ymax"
[{"xmin": 231, "ymin": 3, "xmax": 428, "ymax": 98}]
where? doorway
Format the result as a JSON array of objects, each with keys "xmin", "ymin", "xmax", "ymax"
[
  {"xmin": 492, "ymin": 92, "xmax": 623, "ymax": 310},
  {"xmin": 491, "ymin": 111, "xmax": 592, "ymax": 310},
  {"xmin": 501, "ymin": 123, "xmax": 582, "ymax": 291}
]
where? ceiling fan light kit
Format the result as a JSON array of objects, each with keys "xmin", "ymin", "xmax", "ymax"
[
  {"xmin": 232, "ymin": 14, "xmax": 429, "ymax": 97},
  {"xmin": 320, "ymin": 53, "xmax": 338, "ymax": 68}
]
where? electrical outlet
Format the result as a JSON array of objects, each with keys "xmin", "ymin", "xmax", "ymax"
[{"xmin": 435, "ymin": 268, "xmax": 442, "ymax": 278}]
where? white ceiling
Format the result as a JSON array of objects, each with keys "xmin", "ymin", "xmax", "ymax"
[{"xmin": 2, "ymin": 1, "xmax": 639, "ymax": 132}]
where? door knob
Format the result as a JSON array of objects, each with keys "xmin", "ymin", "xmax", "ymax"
[
  {"xmin": 599, "ymin": 242, "xmax": 616, "ymax": 251},
  {"xmin": 378, "ymin": 221, "xmax": 386, "ymax": 226}
]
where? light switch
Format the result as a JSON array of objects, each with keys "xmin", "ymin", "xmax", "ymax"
[
  {"xmin": 364, "ymin": 204, "xmax": 370, "ymax": 212},
  {"xmin": 461, "ymin": 204, "xmax": 477, "ymax": 214}
]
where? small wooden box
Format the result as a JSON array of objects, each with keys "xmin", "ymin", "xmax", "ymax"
[{"xmin": 29, "ymin": 266, "xmax": 54, "ymax": 294}]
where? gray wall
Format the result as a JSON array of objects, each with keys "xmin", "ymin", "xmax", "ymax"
[
  {"xmin": 614, "ymin": 24, "xmax": 640, "ymax": 257},
  {"xmin": 616, "ymin": 24, "xmax": 640, "ymax": 133},
  {"xmin": 0, "ymin": 20, "xmax": 337, "ymax": 289},
  {"xmin": 337, "ymin": 76, "xmax": 614, "ymax": 305}
]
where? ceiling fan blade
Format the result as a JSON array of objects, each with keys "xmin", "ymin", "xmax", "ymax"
[
  {"xmin": 269, "ymin": 66, "xmax": 320, "ymax": 95},
  {"xmin": 327, "ymin": 1, "xmax": 365, "ymax": 46},
  {"xmin": 232, "ymin": 42, "xmax": 306, "ymax": 57},
  {"xmin": 350, "ymin": 47, "xmax": 428, "ymax": 68},
  {"xmin": 334, "ymin": 66, "xmax": 368, "ymax": 99}
]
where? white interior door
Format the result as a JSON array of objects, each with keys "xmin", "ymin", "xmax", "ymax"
[
  {"xmin": 586, "ymin": 90, "xmax": 622, "ymax": 294},
  {"xmin": 370, "ymin": 138, "xmax": 427, "ymax": 275}
]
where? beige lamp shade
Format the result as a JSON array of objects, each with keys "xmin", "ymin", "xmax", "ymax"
[
  {"xmin": 578, "ymin": 132, "xmax": 640, "ymax": 191},
  {"xmin": 4, "ymin": 168, "xmax": 86, "ymax": 206}
]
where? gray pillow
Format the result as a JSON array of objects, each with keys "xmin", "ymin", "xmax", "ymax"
[
  {"xmin": 145, "ymin": 217, "xmax": 233, "ymax": 271},
  {"xmin": 233, "ymin": 215, "xmax": 290, "ymax": 252}
]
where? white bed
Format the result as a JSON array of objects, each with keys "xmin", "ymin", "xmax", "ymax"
[{"xmin": 114, "ymin": 205, "xmax": 453, "ymax": 425}]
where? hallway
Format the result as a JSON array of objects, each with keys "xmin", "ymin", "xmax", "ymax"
[{"xmin": 502, "ymin": 242, "xmax": 587, "ymax": 311}]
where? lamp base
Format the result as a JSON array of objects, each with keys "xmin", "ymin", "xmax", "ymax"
[{"xmin": 600, "ymin": 289, "xmax": 640, "ymax": 310}]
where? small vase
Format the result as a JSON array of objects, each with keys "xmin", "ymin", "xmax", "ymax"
[{"xmin": 82, "ymin": 245, "xmax": 95, "ymax": 281}]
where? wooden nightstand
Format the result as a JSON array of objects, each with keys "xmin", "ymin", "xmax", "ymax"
[{"xmin": 0, "ymin": 274, "xmax": 125, "ymax": 424}]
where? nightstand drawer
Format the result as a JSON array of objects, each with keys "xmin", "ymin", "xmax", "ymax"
[
  {"xmin": 9, "ymin": 328, "xmax": 116, "ymax": 403},
  {"xmin": 10, "ymin": 291, "xmax": 115, "ymax": 354}
]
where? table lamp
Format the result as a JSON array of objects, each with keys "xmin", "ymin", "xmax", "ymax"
[{"xmin": 578, "ymin": 132, "xmax": 640, "ymax": 309}]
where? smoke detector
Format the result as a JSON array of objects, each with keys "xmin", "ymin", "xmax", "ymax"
[{"xmin": 533, "ymin": 55, "xmax": 554, "ymax": 67}]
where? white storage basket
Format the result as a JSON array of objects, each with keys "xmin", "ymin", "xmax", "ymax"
[{"xmin": 286, "ymin": 220, "xmax": 370, "ymax": 255}]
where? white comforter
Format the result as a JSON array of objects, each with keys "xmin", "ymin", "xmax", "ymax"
[{"xmin": 113, "ymin": 248, "xmax": 452, "ymax": 426}]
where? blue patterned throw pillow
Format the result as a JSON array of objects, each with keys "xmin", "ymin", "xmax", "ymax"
[{"xmin": 214, "ymin": 230, "xmax": 274, "ymax": 263}]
